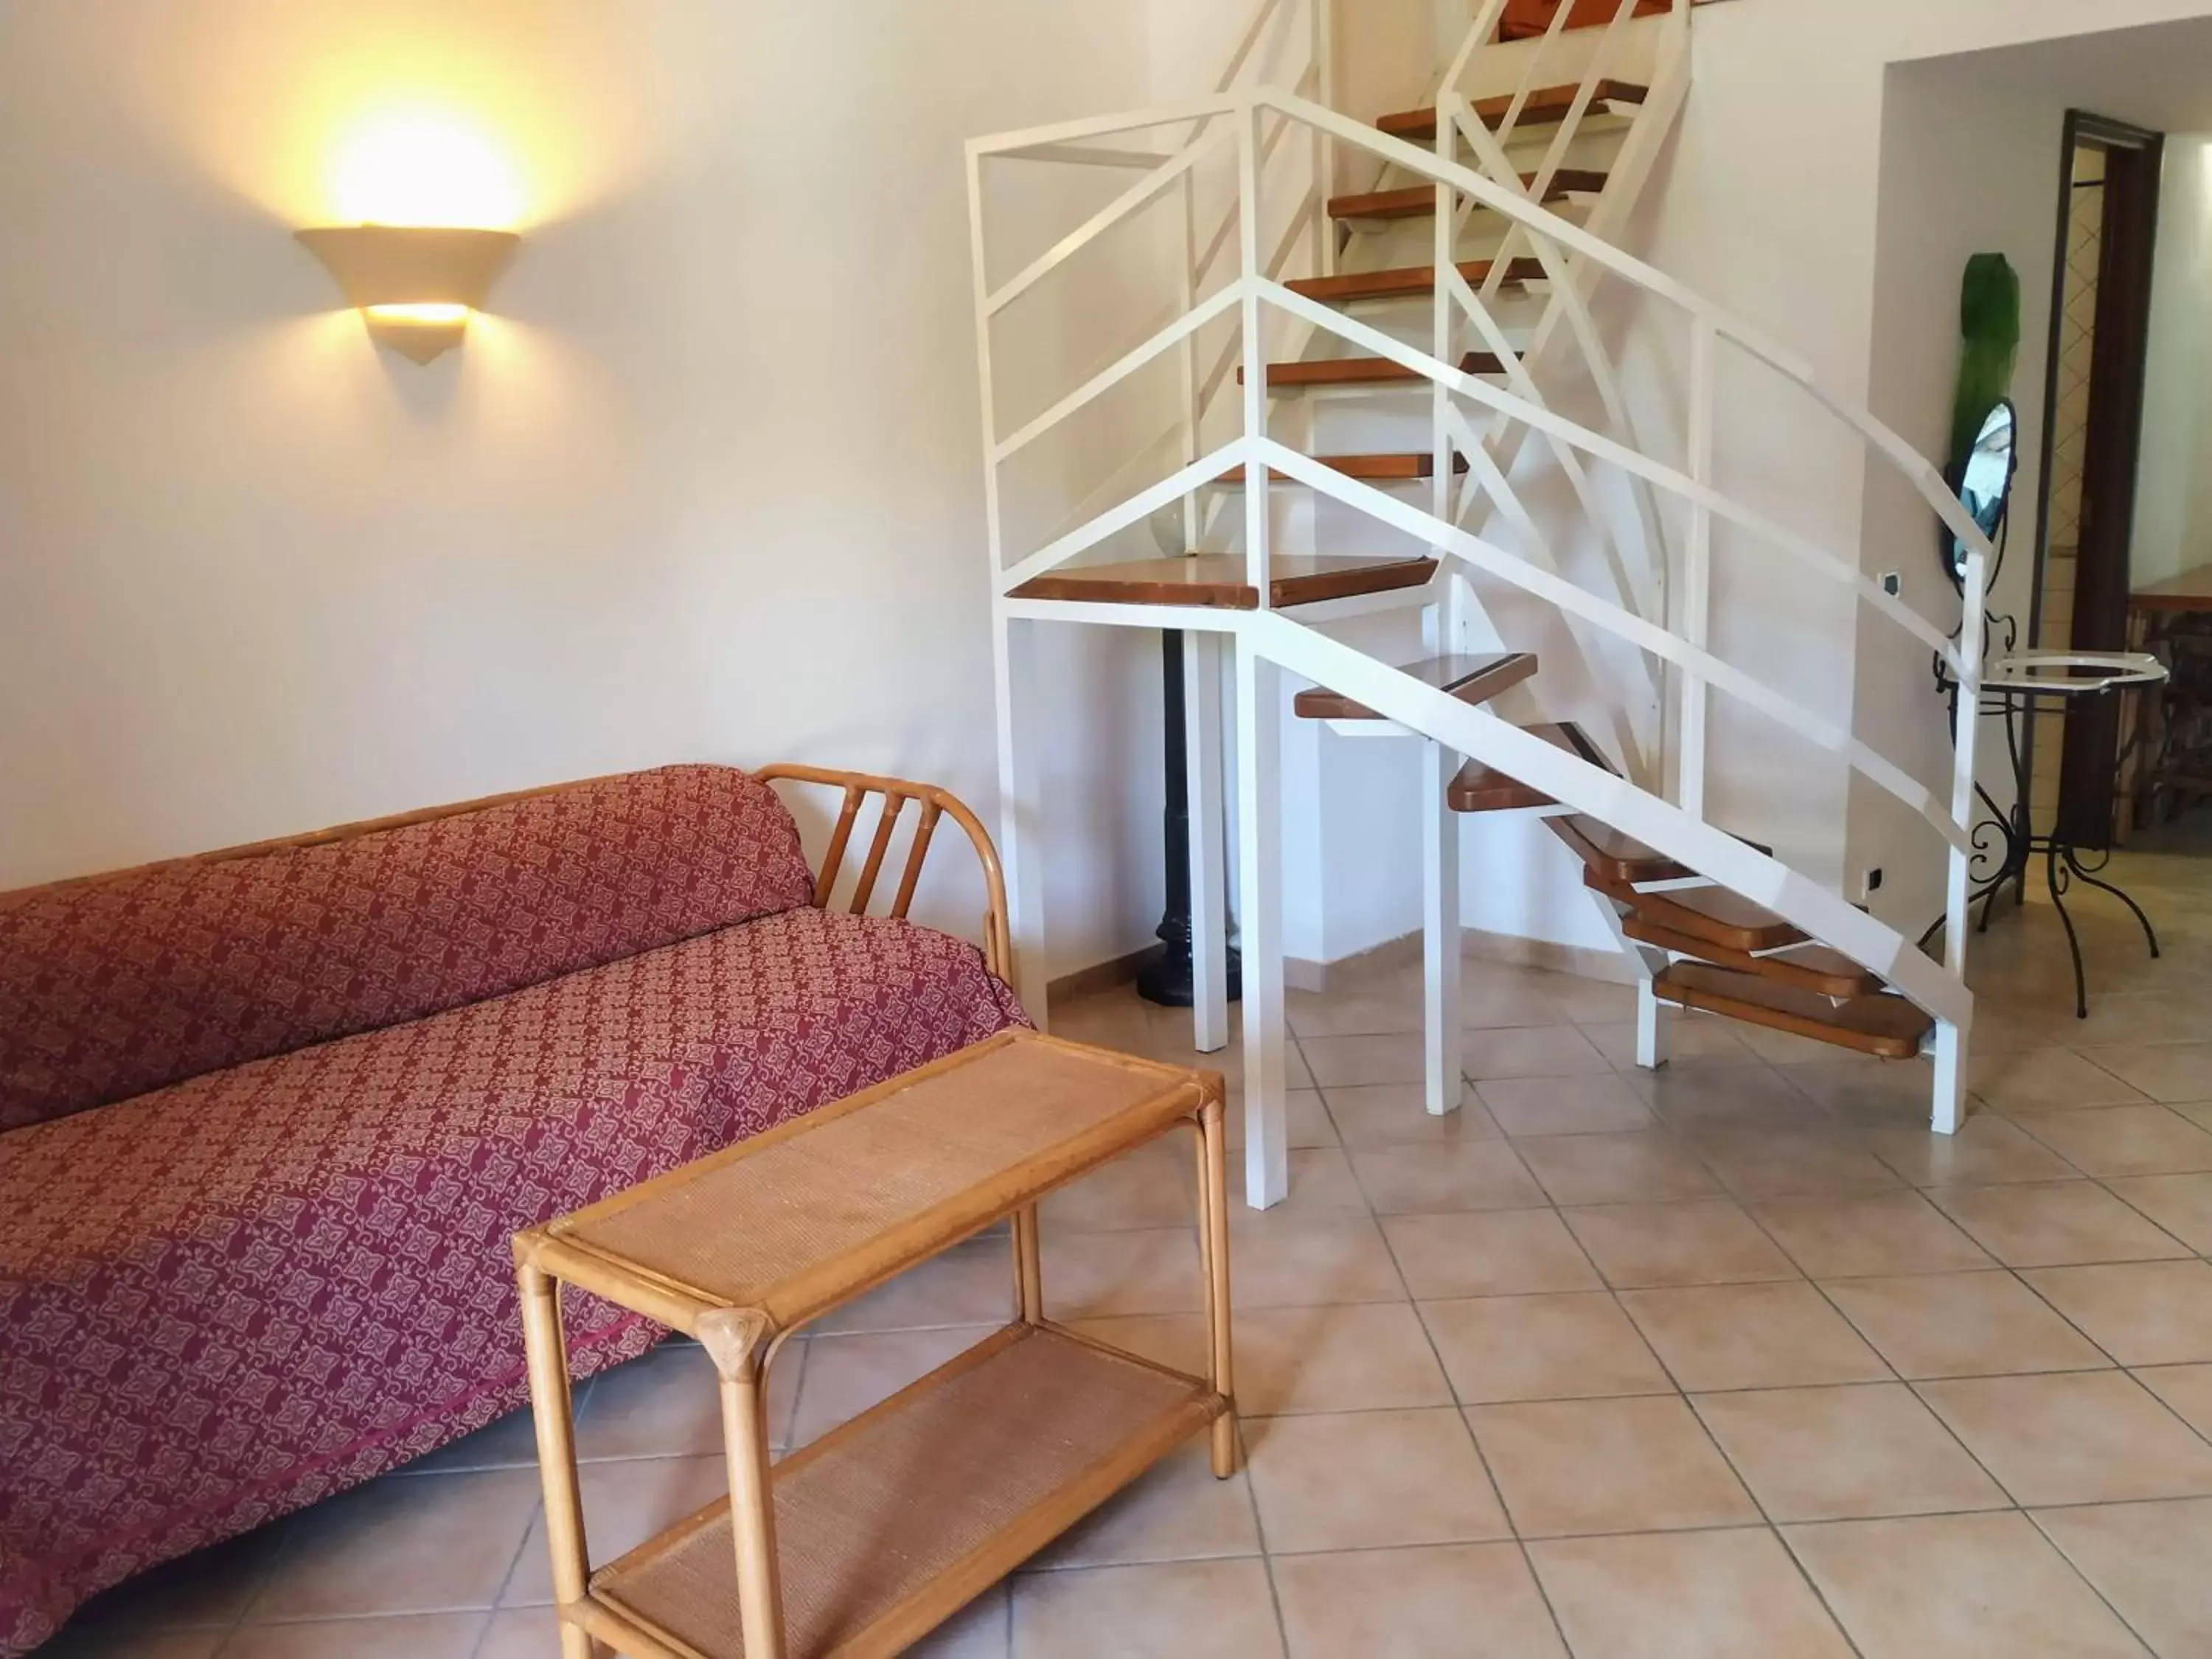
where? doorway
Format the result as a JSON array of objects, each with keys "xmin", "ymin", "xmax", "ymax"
[{"xmin": 2025, "ymin": 111, "xmax": 2164, "ymax": 850}]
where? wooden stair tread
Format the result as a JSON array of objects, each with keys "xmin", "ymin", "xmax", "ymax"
[
  {"xmin": 1329, "ymin": 170, "xmax": 1608, "ymax": 220},
  {"xmin": 1597, "ymin": 880, "xmax": 1804, "ymax": 953},
  {"xmin": 1295, "ymin": 653, "xmax": 1539, "ymax": 721},
  {"xmin": 1655, "ymin": 964, "xmax": 1933, "ymax": 1061},
  {"xmin": 1007, "ymin": 554, "xmax": 1436, "ymax": 611},
  {"xmin": 1449, "ymin": 722, "xmax": 1615, "ymax": 813},
  {"xmin": 1285, "ymin": 258, "xmax": 1546, "ymax": 305},
  {"xmin": 1242, "ymin": 351, "xmax": 1505, "ymax": 389},
  {"xmin": 1214, "ymin": 452, "xmax": 1471, "ymax": 484},
  {"xmin": 1621, "ymin": 917, "xmax": 1885, "ymax": 1000},
  {"xmin": 1377, "ymin": 80, "xmax": 1648, "ymax": 143},
  {"xmin": 1500, "ymin": 0, "xmax": 1677, "ymax": 38}
]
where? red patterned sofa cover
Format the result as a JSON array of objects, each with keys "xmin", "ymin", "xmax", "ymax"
[{"xmin": 0, "ymin": 766, "xmax": 1027, "ymax": 1655}]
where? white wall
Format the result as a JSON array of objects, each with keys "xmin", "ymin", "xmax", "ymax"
[
  {"xmin": 2137, "ymin": 134, "xmax": 2212, "ymax": 588},
  {"xmin": 0, "ymin": 0, "xmax": 1171, "ymax": 978}
]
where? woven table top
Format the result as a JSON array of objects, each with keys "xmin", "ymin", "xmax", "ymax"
[{"xmin": 541, "ymin": 1030, "xmax": 1218, "ymax": 1332}]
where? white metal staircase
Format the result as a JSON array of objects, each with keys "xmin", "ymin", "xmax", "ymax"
[{"xmin": 968, "ymin": 0, "xmax": 1992, "ymax": 1209}]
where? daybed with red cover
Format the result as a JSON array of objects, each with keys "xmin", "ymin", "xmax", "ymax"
[{"xmin": 0, "ymin": 765, "xmax": 1027, "ymax": 1655}]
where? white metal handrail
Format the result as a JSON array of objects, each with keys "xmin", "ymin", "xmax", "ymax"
[{"xmin": 971, "ymin": 83, "xmax": 1992, "ymax": 1012}]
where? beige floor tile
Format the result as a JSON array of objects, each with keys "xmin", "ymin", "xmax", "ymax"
[
  {"xmin": 2062, "ymin": 991, "xmax": 2212, "ymax": 1047},
  {"xmin": 1462, "ymin": 1024, "xmax": 1612, "ymax": 1081},
  {"xmin": 1026, "ymin": 1441, "xmax": 1260, "ymax": 1570},
  {"xmin": 1692, "ymin": 1384, "xmax": 2008, "ymax": 1521},
  {"xmin": 1973, "ymin": 1047, "xmax": 2153, "ymax": 1113},
  {"xmin": 1349, "ymin": 1141, "xmax": 1545, "ymax": 1214},
  {"xmin": 39, "ymin": 1630, "xmax": 225, "ymax": 1659},
  {"xmin": 1543, "ymin": 973, "xmax": 1642, "ymax": 1024},
  {"xmin": 1784, "ymin": 1512, "xmax": 2154, "ymax": 1658},
  {"xmin": 574, "ymin": 1339, "xmax": 801, "ymax": 1458},
  {"xmin": 1299, "ymin": 1032, "xmax": 1426, "ymax": 1088},
  {"xmin": 789, "ymin": 1326, "xmax": 995, "ymax": 1446},
  {"xmin": 1319, "ymin": 1082, "xmax": 1501, "ymax": 1147},
  {"xmin": 2035, "ymin": 1498, "xmax": 2212, "ymax": 1659},
  {"xmin": 1245, "ymin": 1408, "xmax": 1509, "ymax": 1552},
  {"xmin": 1037, "ymin": 1228, "xmax": 1203, "ymax": 1318},
  {"xmin": 1467, "ymin": 1395, "xmax": 1759, "ymax": 1537},
  {"xmin": 1733, "ymin": 1019, "xmax": 1892, "ymax": 1066},
  {"xmin": 475, "ymin": 1607, "xmax": 562, "ymax": 1659},
  {"xmin": 63, "ymin": 1526, "xmax": 283, "ymax": 1632},
  {"xmin": 1462, "ymin": 961, "xmax": 1581, "ymax": 1028},
  {"xmin": 1272, "ymin": 1543, "xmax": 1568, "ymax": 1659},
  {"xmin": 1224, "ymin": 1213, "xmax": 1405, "ymax": 1308},
  {"xmin": 501, "ymin": 1455, "xmax": 724, "ymax": 1606},
  {"xmin": 1529, "ymin": 1528, "xmax": 1857, "ymax": 1659},
  {"xmin": 1916, "ymin": 1370, "xmax": 2212, "ymax": 1506},
  {"xmin": 1381, "ymin": 1208, "xmax": 1602, "ymax": 1299},
  {"xmin": 1062, "ymin": 1314, "xmax": 1211, "ymax": 1380},
  {"xmin": 2181, "ymin": 1102, "xmax": 2212, "ymax": 1135},
  {"xmin": 1040, "ymin": 1141, "xmax": 1197, "ymax": 1231},
  {"xmin": 1235, "ymin": 1302, "xmax": 1454, "ymax": 1416},
  {"xmin": 1286, "ymin": 982, "xmax": 1424, "ymax": 1039},
  {"xmin": 246, "ymin": 1468, "xmax": 540, "ymax": 1621},
  {"xmin": 1683, "ymin": 1126, "xmax": 1905, "ymax": 1199},
  {"xmin": 1750, "ymin": 1192, "xmax": 1995, "ymax": 1278},
  {"xmin": 1232, "ymin": 1147, "xmax": 1368, "ymax": 1215},
  {"xmin": 2022, "ymin": 1259, "xmax": 2212, "ymax": 1366},
  {"xmin": 1512, "ymin": 1130, "xmax": 1722, "ymax": 1206},
  {"xmin": 1008, "ymin": 1557, "xmax": 1284, "ymax": 1658},
  {"xmin": 1222, "ymin": 1088, "xmax": 1337, "ymax": 1152},
  {"xmin": 2015, "ymin": 1105, "xmax": 2212, "ymax": 1177},
  {"xmin": 1562, "ymin": 1199, "xmax": 1801, "ymax": 1289},
  {"xmin": 1861, "ymin": 1116, "xmax": 2079, "ymax": 1189},
  {"xmin": 907, "ymin": 1582, "xmax": 1010, "ymax": 1658},
  {"xmin": 1823, "ymin": 1270, "xmax": 2112, "ymax": 1380},
  {"xmin": 1627, "ymin": 1063, "xmax": 1829, "ymax": 1130},
  {"xmin": 222, "ymin": 1615, "xmax": 488, "ymax": 1658},
  {"xmin": 1422, "ymin": 1293, "xmax": 1673, "ymax": 1405},
  {"xmin": 2105, "ymin": 1171, "xmax": 2212, "ymax": 1251},
  {"xmin": 813, "ymin": 1238, "xmax": 1018, "ymax": 1335},
  {"xmin": 1585, "ymin": 1015, "xmax": 1760, "ymax": 1069},
  {"xmin": 1782, "ymin": 1057, "xmax": 1952, "ymax": 1127},
  {"xmin": 1619, "ymin": 1282, "xmax": 1889, "ymax": 1391},
  {"xmin": 1931, "ymin": 1181, "xmax": 2190, "ymax": 1267},
  {"xmin": 1481, "ymin": 1072, "xmax": 1656, "ymax": 1137},
  {"xmin": 2135, "ymin": 1362, "xmax": 2212, "ymax": 1436},
  {"xmin": 2076, "ymin": 1042, "xmax": 2212, "ymax": 1104}
]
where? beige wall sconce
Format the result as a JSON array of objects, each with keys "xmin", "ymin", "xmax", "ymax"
[{"xmin": 295, "ymin": 226, "xmax": 520, "ymax": 364}]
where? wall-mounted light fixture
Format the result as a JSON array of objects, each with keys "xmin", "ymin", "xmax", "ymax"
[{"xmin": 295, "ymin": 225, "xmax": 519, "ymax": 364}]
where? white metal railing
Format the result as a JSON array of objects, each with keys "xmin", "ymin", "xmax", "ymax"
[{"xmin": 970, "ymin": 83, "xmax": 1993, "ymax": 1046}]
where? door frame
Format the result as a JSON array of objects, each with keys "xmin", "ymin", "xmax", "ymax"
[{"xmin": 2025, "ymin": 109, "xmax": 2164, "ymax": 849}]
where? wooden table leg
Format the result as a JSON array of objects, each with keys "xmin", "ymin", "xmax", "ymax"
[
  {"xmin": 515, "ymin": 1251, "xmax": 597, "ymax": 1659},
  {"xmin": 1193, "ymin": 1099, "xmax": 1239, "ymax": 1478},
  {"xmin": 1012, "ymin": 1205, "xmax": 1045, "ymax": 1324},
  {"xmin": 702, "ymin": 1310, "xmax": 787, "ymax": 1659}
]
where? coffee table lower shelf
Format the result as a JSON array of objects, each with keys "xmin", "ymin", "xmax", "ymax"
[{"xmin": 568, "ymin": 1323, "xmax": 1226, "ymax": 1659}]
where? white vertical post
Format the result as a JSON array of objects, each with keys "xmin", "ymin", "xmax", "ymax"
[
  {"xmin": 1433, "ymin": 103, "xmax": 1457, "ymax": 552},
  {"xmin": 1180, "ymin": 167, "xmax": 1202, "ymax": 557},
  {"xmin": 1422, "ymin": 742, "xmax": 1464, "ymax": 1116},
  {"xmin": 992, "ymin": 611, "xmax": 1051, "ymax": 1027},
  {"xmin": 1189, "ymin": 630, "xmax": 1231, "ymax": 1054},
  {"xmin": 1681, "ymin": 318, "xmax": 1716, "ymax": 820},
  {"xmin": 1239, "ymin": 97, "xmax": 1271, "ymax": 600},
  {"xmin": 1236, "ymin": 634, "xmax": 1288, "ymax": 1210},
  {"xmin": 1314, "ymin": 0, "xmax": 1338, "ymax": 277},
  {"xmin": 1932, "ymin": 545, "xmax": 1989, "ymax": 1135},
  {"xmin": 1635, "ymin": 978, "xmax": 1672, "ymax": 1071}
]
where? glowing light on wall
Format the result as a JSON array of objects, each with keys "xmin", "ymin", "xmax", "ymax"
[
  {"xmin": 327, "ymin": 106, "xmax": 526, "ymax": 230},
  {"xmin": 299, "ymin": 103, "xmax": 524, "ymax": 365}
]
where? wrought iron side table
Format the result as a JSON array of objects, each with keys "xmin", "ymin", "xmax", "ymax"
[{"xmin": 1959, "ymin": 652, "xmax": 2171, "ymax": 1018}]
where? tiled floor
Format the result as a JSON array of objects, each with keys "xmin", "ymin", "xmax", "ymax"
[{"xmin": 51, "ymin": 829, "xmax": 2212, "ymax": 1657}]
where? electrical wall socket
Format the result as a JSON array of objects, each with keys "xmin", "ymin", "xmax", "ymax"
[
  {"xmin": 1861, "ymin": 867, "xmax": 1885, "ymax": 900},
  {"xmin": 1880, "ymin": 571, "xmax": 1903, "ymax": 597}
]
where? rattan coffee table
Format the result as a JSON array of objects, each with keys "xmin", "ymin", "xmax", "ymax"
[{"xmin": 512, "ymin": 1029, "xmax": 1237, "ymax": 1659}]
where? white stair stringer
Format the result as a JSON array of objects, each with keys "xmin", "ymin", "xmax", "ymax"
[{"xmin": 1250, "ymin": 611, "xmax": 1971, "ymax": 1028}]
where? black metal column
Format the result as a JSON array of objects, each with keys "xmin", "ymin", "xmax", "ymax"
[{"xmin": 1137, "ymin": 629, "xmax": 1243, "ymax": 1007}]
